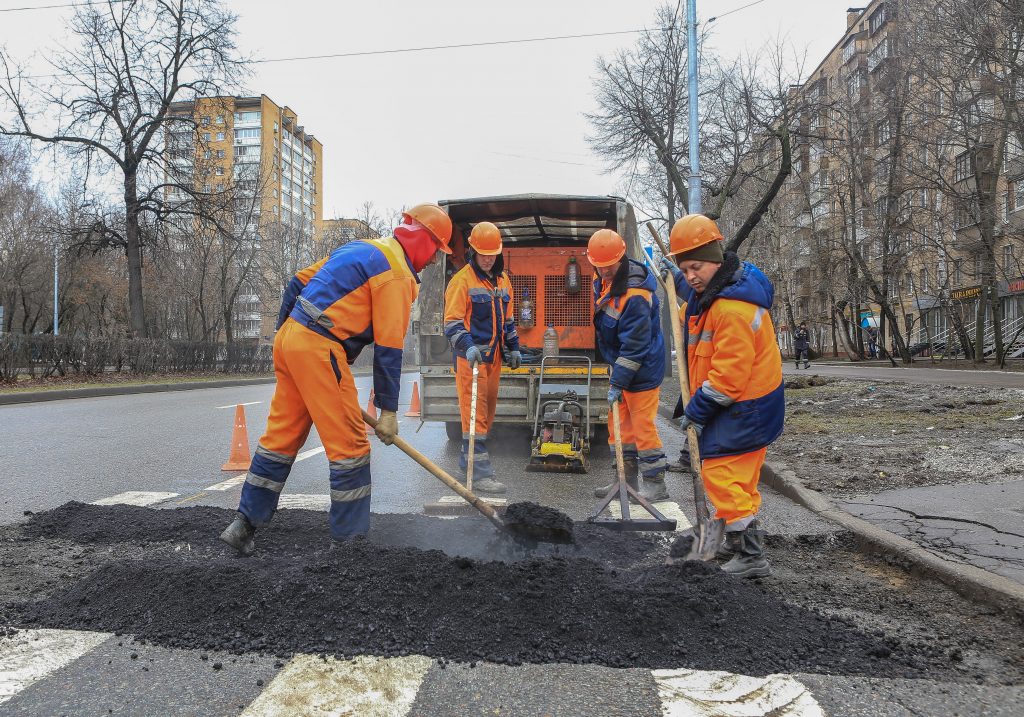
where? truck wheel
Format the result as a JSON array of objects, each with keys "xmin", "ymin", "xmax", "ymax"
[{"xmin": 445, "ymin": 421, "xmax": 463, "ymax": 442}]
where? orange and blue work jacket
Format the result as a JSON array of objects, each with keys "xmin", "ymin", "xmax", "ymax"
[
  {"xmin": 277, "ymin": 236, "xmax": 419, "ymax": 413},
  {"xmin": 443, "ymin": 262, "xmax": 519, "ymax": 363},
  {"xmin": 673, "ymin": 254, "xmax": 785, "ymax": 458},
  {"xmin": 593, "ymin": 259, "xmax": 665, "ymax": 391}
]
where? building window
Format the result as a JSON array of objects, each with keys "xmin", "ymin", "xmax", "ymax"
[
  {"xmin": 919, "ymin": 267, "xmax": 929, "ymax": 293},
  {"xmin": 954, "ymin": 151, "xmax": 974, "ymax": 182},
  {"xmin": 216, "ymin": 149, "xmax": 225, "ymax": 159},
  {"xmin": 1015, "ymin": 181, "xmax": 1024, "ymax": 212},
  {"xmin": 203, "ymin": 132, "xmax": 211, "ymax": 142},
  {"xmin": 215, "ymin": 115, "xmax": 224, "ymax": 124},
  {"xmin": 869, "ymin": 4, "xmax": 888, "ymax": 35},
  {"xmin": 841, "ymin": 40, "xmax": 857, "ymax": 64},
  {"xmin": 1005, "ymin": 244, "xmax": 1016, "ymax": 271},
  {"xmin": 216, "ymin": 166, "xmax": 224, "ymax": 176},
  {"xmin": 216, "ymin": 132, "xmax": 225, "ymax": 142},
  {"xmin": 954, "ymin": 259, "xmax": 963, "ymax": 286},
  {"xmin": 203, "ymin": 149, "xmax": 212, "ymax": 160},
  {"xmin": 868, "ymin": 37, "xmax": 891, "ymax": 72},
  {"xmin": 876, "ymin": 119, "xmax": 891, "ymax": 147},
  {"xmin": 200, "ymin": 116, "xmax": 210, "ymax": 126},
  {"xmin": 906, "ymin": 272, "xmax": 914, "ymax": 295}
]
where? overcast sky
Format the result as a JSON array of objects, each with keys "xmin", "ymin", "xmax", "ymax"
[{"xmin": 1, "ymin": 0, "xmax": 858, "ymax": 221}]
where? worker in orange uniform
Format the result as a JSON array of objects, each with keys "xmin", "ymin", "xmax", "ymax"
[
  {"xmin": 660, "ymin": 214, "xmax": 784, "ymax": 578},
  {"xmin": 587, "ymin": 229, "xmax": 668, "ymax": 503},
  {"xmin": 443, "ymin": 221, "xmax": 521, "ymax": 493},
  {"xmin": 220, "ymin": 203, "xmax": 453, "ymax": 555}
]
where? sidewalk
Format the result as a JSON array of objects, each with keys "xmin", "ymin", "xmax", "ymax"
[{"xmin": 655, "ymin": 370, "xmax": 1024, "ymax": 616}]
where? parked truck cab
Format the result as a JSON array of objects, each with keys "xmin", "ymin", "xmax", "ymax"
[{"xmin": 415, "ymin": 194, "xmax": 643, "ymax": 441}]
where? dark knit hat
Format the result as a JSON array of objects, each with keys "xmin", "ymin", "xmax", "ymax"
[{"xmin": 676, "ymin": 239, "xmax": 724, "ymax": 264}]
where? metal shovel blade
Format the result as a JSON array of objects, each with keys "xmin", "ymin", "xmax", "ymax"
[{"xmin": 688, "ymin": 517, "xmax": 726, "ymax": 561}]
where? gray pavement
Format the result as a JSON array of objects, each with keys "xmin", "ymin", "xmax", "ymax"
[
  {"xmin": 783, "ymin": 361, "xmax": 1024, "ymax": 388},
  {"xmin": 841, "ymin": 480, "xmax": 1024, "ymax": 586}
]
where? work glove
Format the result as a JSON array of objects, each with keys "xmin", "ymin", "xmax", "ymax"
[
  {"xmin": 607, "ymin": 386, "xmax": 624, "ymax": 406},
  {"xmin": 465, "ymin": 346, "xmax": 483, "ymax": 366},
  {"xmin": 659, "ymin": 256, "xmax": 682, "ymax": 283},
  {"xmin": 679, "ymin": 415, "xmax": 704, "ymax": 437},
  {"xmin": 507, "ymin": 350, "xmax": 522, "ymax": 370},
  {"xmin": 375, "ymin": 410, "xmax": 399, "ymax": 445}
]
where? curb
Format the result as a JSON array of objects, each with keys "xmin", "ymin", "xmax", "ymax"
[
  {"xmin": 656, "ymin": 400, "xmax": 1024, "ymax": 619},
  {"xmin": 0, "ymin": 377, "xmax": 276, "ymax": 406}
]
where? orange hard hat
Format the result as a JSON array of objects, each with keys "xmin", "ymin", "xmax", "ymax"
[
  {"xmin": 403, "ymin": 203, "xmax": 453, "ymax": 254},
  {"xmin": 586, "ymin": 229, "xmax": 626, "ymax": 268},
  {"xmin": 468, "ymin": 221, "xmax": 503, "ymax": 255},
  {"xmin": 669, "ymin": 214, "xmax": 724, "ymax": 256}
]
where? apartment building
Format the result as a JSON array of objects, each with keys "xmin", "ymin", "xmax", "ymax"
[
  {"xmin": 774, "ymin": 1, "xmax": 1024, "ymax": 359},
  {"xmin": 166, "ymin": 95, "xmax": 324, "ymax": 343}
]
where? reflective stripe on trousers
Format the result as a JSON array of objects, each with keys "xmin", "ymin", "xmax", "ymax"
[{"xmin": 608, "ymin": 386, "xmax": 665, "ymax": 476}]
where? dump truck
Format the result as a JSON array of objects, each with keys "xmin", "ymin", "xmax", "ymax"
[{"xmin": 416, "ymin": 193, "xmax": 644, "ymax": 444}]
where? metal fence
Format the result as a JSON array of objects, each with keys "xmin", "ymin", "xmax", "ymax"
[{"xmin": 0, "ymin": 334, "xmax": 274, "ymax": 382}]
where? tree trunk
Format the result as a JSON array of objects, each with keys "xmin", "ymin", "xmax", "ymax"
[{"xmin": 124, "ymin": 174, "xmax": 148, "ymax": 338}]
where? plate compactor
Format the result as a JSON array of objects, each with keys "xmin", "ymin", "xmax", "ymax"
[{"xmin": 526, "ymin": 356, "xmax": 592, "ymax": 474}]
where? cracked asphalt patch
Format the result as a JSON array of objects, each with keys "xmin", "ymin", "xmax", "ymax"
[{"xmin": 2, "ymin": 503, "xmax": 1023, "ymax": 686}]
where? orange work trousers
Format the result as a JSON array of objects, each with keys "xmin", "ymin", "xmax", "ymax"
[
  {"xmin": 238, "ymin": 318, "xmax": 371, "ymax": 538},
  {"xmin": 455, "ymin": 355, "xmax": 502, "ymax": 440},
  {"xmin": 701, "ymin": 446, "xmax": 767, "ymax": 530},
  {"xmin": 608, "ymin": 387, "xmax": 666, "ymax": 478}
]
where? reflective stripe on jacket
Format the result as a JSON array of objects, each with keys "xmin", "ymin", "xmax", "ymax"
[
  {"xmin": 443, "ymin": 263, "xmax": 519, "ymax": 363},
  {"xmin": 681, "ymin": 259, "xmax": 784, "ymax": 458},
  {"xmin": 593, "ymin": 259, "xmax": 665, "ymax": 392},
  {"xmin": 279, "ymin": 237, "xmax": 419, "ymax": 412}
]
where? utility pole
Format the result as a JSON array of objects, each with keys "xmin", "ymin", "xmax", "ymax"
[
  {"xmin": 686, "ymin": 0, "xmax": 702, "ymax": 214},
  {"xmin": 53, "ymin": 241, "xmax": 59, "ymax": 336}
]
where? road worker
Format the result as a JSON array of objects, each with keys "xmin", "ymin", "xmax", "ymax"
[
  {"xmin": 588, "ymin": 229, "xmax": 669, "ymax": 502},
  {"xmin": 443, "ymin": 221, "xmax": 521, "ymax": 493},
  {"xmin": 220, "ymin": 203, "xmax": 453, "ymax": 555},
  {"xmin": 660, "ymin": 214, "xmax": 784, "ymax": 578}
]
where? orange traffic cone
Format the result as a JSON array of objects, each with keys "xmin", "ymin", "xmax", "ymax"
[
  {"xmin": 364, "ymin": 390, "xmax": 377, "ymax": 435},
  {"xmin": 222, "ymin": 404, "xmax": 252, "ymax": 472},
  {"xmin": 405, "ymin": 381, "xmax": 421, "ymax": 417}
]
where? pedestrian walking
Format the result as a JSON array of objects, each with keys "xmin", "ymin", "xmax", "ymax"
[
  {"xmin": 588, "ymin": 229, "xmax": 669, "ymax": 502},
  {"xmin": 220, "ymin": 203, "xmax": 454, "ymax": 555},
  {"xmin": 867, "ymin": 326, "xmax": 879, "ymax": 359},
  {"xmin": 442, "ymin": 221, "xmax": 521, "ymax": 494},
  {"xmin": 660, "ymin": 215, "xmax": 785, "ymax": 578},
  {"xmin": 793, "ymin": 321, "xmax": 811, "ymax": 369}
]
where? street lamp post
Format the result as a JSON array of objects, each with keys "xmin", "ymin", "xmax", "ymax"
[
  {"xmin": 686, "ymin": 0, "xmax": 702, "ymax": 215},
  {"xmin": 53, "ymin": 240, "xmax": 59, "ymax": 336}
]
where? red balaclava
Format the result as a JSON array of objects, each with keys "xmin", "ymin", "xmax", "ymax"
[{"xmin": 394, "ymin": 218, "xmax": 439, "ymax": 272}]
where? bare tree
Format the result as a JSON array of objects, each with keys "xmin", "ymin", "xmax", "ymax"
[{"xmin": 0, "ymin": 0, "xmax": 244, "ymax": 337}]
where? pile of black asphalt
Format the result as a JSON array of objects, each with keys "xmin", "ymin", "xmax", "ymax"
[{"xmin": 4, "ymin": 502, "xmax": 943, "ymax": 677}]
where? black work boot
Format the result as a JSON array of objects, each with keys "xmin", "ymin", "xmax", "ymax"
[
  {"xmin": 594, "ymin": 458, "xmax": 639, "ymax": 497},
  {"xmin": 639, "ymin": 472, "xmax": 669, "ymax": 502},
  {"xmin": 219, "ymin": 513, "xmax": 256, "ymax": 557},
  {"xmin": 722, "ymin": 524, "xmax": 771, "ymax": 578},
  {"xmin": 716, "ymin": 530, "xmax": 743, "ymax": 560}
]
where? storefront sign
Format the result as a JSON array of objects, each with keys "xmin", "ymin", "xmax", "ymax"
[
  {"xmin": 950, "ymin": 286, "xmax": 982, "ymax": 301},
  {"xmin": 1009, "ymin": 278, "xmax": 1024, "ymax": 294}
]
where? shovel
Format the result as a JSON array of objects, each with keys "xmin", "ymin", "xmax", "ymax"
[
  {"xmin": 363, "ymin": 410, "xmax": 573, "ymax": 543},
  {"xmin": 466, "ymin": 363, "xmax": 479, "ymax": 492},
  {"xmin": 644, "ymin": 223, "xmax": 726, "ymax": 560}
]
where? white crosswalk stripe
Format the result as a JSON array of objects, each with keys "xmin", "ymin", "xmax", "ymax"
[
  {"xmin": 0, "ymin": 629, "xmax": 110, "ymax": 705},
  {"xmin": 240, "ymin": 654, "xmax": 432, "ymax": 717},
  {"xmin": 275, "ymin": 494, "xmax": 331, "ymax": 511},
  {"xmin": 653, "ymin": 668, "xmax": 825, "ymax": 716},
  {"xmin": 0, "ymin": 625, "xmax": 825, "ymax": 716},
  {"xmin": 91, "ymin": 491, "xmax": 178, "ymax": 506}
]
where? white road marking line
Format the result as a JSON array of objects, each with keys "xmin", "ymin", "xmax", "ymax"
[
  {"xmin": 206, "ymin": 474, "xmax": 247, "ymax": 491},
  {"xmin": 605, "ymin": 500, "xmax": 693, "ymax": 531},
  {"xmin": 276, "ymin": 494, "xmax": 331, "ymax": 511},
  {"xmin": 91, "ymin": 491, "xmax": 178, "ymax": 507},
  {"xmin": 653, "ymin": 668, "xmax": 824, "ymax": 717},
  {"xmin": 216, "ymin": 401, "xmax": 263, "ymax": 409},
  {"xmin": 0, "ymin": 628, "xmax": 111, "ymax": 705},
  {"xmin": 240, "ymin": 654, "xmax": 432, "ymax": 717},
  {"xmin": 295, "ymin": 446, "xmax": 325, "ymax": 462}
]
